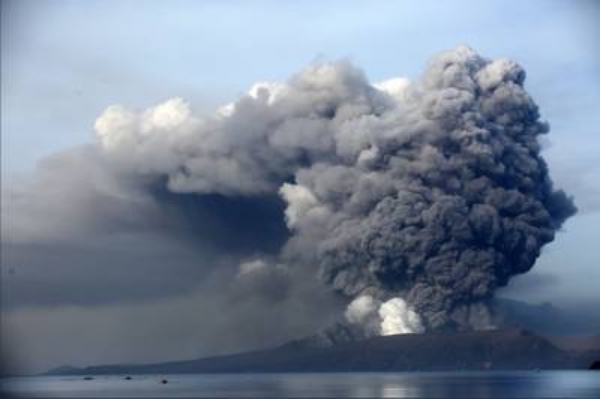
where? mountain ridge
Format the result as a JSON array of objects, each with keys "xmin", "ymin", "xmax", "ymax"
[{"xmin": 44, "ymin": 327, "xmax": 599, "ymax": 375}]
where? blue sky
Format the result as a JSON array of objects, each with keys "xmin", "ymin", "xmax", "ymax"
[{"xmin": 2, "ymin": 0, "xmax": 599, "ymax": 302}]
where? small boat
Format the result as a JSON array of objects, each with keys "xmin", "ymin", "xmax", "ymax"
[
  {"xmin": 83, "ymin": 376, "xmax": 94, "ymax": 381},
  {"xmin": 161, "ymin": 379, "xmax": 168, "ymax": 384},
  {"xmin": 124, "ymin": 376, "xmax": 132, "ymax": 380}
]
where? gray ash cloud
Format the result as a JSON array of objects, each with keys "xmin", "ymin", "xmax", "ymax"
[{"xmin": 2, "ymin": 45, "xmax": 575, "ymax": 335}]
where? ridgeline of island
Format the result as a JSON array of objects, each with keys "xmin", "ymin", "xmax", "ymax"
[{"xmin": 45, "ymin": 328, "xmax": 600, "ymax": 376}]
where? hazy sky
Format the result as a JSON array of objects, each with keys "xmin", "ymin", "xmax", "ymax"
[{"xmin": 1, "ymin": 0, "xmax": 599, "ymax": 374}]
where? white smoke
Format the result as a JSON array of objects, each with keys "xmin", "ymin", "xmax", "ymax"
[
  {"xmin": 345, "ymin": 295, "xmax": 424, "ymax": 335},
  {"xmin": 373, "ymin": 77, "xmax": 411, "ymax": 103},
  {"xmin": 279, "ymin": 183, "xmax": 321, "ymax": 229},
  {"xmin": 345, "ymin": 295, "xmax": 379, "ymax": 325},
  {"xmin": 237, "ymin": 259, "xmax": 270, "ymax": 277},
  {"xmin": 378, "ymin": 297, "xmax": 425, "ymax": 335}
]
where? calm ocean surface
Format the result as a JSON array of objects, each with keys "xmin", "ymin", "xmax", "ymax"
[{"xmin": 2, "ymin": 371, "xmax": 600, "ymax": 398}]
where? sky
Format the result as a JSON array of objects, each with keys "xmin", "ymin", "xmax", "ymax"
[{"xmin": 1, "ymin": 0, "xmax": 599, "ymax": 374}]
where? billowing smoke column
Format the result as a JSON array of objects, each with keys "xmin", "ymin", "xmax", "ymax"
[{"xmin": 95, "ymin": 45, "xmax": 576, "ymax": 333}]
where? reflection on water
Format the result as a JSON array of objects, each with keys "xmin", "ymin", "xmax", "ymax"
[{"xmin": 2, "ymin": 371, "xmax": 600, "ymax": 398}]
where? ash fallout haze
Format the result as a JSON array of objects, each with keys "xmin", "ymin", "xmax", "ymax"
[{"xmin": 1, "ymin": 0, "xmax": 599, "ymax": 375}]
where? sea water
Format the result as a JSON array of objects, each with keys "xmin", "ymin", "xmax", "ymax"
[{"xmin": 2, "ymin": 371, "xmax": 600, "ymax": 398}]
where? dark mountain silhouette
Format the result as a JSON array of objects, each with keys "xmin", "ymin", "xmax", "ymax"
[
  {"xmin": 45, "ymin": 328, "xmax": 598, "ymax": 375},
  {"xmin": 494, "ymin": 298, "xmax": 600, "ymax": 334}
]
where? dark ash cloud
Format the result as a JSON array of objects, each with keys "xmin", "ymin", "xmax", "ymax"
[{"xmin": 1, "ymin": 46, "xmax": 576, "ymax": 371}]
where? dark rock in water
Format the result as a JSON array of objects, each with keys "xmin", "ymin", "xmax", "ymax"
[
  {"xmin": 589, "ymin": 361, "xmax": 600, "ymax": 370},
  {"xmin": 161, "ymin": 379, "xmax": 168, "ymax": 384},
  {"xmin": 124, "ymin": 376, "xmax": 132, "ymax": 380},
  {"xmin": 83, "ymin": 376, "xmax": 94, "ymax": 380}
]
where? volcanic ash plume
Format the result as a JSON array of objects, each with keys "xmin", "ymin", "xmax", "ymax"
[{"xmin": 93, "ymin": 45, "xmax": 575, "ymax": 333}]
